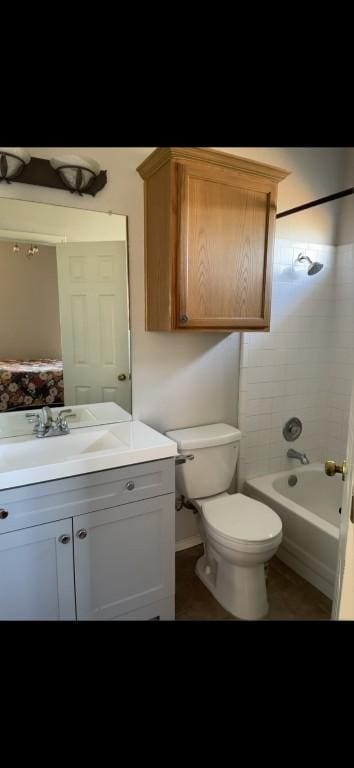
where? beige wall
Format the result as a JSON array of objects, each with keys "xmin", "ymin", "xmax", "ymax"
[
  {"xmin": 0, "ymin": 241, "xmax": 61, "ymax": 359},
  {"xmin": 0, "ymin": 146, "xmax": 348, "ymax": 544}
]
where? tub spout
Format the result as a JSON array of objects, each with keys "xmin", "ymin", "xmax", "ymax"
[{"xmin": 287, "ymin": 448, "xmax": 310, "ymax": 465}]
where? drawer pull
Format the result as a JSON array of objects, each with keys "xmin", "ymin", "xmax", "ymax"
[
  {"xmin": 58, "ymin": 534, "xmax": 70, "ymax": 544},
  {"xmin": 126, "ymin": 481, "xmax": 135, "ymax": 491},
  {"xmin": 77, "ymin": 529, "xmax": 87, "ymax": 539},
  {"xmin": 0, "ymin": 509, "xmax": 9, "ymax": 520}
]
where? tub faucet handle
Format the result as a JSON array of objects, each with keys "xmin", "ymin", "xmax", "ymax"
[{"xmin": 325, "ymin": 459, "xmax": 347, "ymax": 481}]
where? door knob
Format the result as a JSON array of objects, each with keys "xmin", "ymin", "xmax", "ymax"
[
  {"xmin": 76, "ymin": 529, "xmax": 87, "ymax": 539},
  {"xmin": 118, "ymin": 374, "xmax": 127, "ymax": 381},
  {"xmin": 325, "ymin": 459, "xmax": 348, "ymax": 481}
]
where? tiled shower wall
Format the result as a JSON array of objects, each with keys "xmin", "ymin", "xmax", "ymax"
[
  {"xmin": 238, "ymin": 238, "xmax": 354, "ymax": 487},
  {"xmin": 324, "ymin": 243, "xmax": 354, "ymax": 462}
]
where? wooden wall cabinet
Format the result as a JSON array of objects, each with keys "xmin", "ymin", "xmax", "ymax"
[{"xmin": 137, "ymin": 147, "xmax": 289, "ymax": 332}]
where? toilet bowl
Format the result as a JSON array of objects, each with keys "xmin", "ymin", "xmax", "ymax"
[
  {"xmin": 196, "ymin": 493, "xmax": 282, "ymax": 620},
  {"xmin": 166, "ymin": 423, "xmax": 282, "ymax": 620}
]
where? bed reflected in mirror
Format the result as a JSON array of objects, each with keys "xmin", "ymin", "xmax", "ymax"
[{"xmin": 0, "ymin": 198, "xmax": 131, "ymax": 439}]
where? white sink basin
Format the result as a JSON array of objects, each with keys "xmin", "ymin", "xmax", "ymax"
[
  {"xmin": 0, "ymin": 429, "xmax": 124, "ymax": 472},
  {"xmin": 0, "ymin": 421, "xmax": 178, "ymax": 490}
]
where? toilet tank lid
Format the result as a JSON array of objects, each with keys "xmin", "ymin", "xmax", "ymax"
[{"xmin": 165, "ymin": 423, "xmax": 241, "ymax": 450}]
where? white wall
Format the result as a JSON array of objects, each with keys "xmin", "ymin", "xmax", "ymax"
[
  {"xmin": 0, "ymin": 148, "xmax": 240, "ymax": 438},
  {"xmin": 0, "ymin": 146, "xmax": 348, "ymax": 545}
]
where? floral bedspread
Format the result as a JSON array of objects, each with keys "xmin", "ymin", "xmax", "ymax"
[{"xmin": 0, "ymin": 359, "xmax": 64, "ymax": 411}]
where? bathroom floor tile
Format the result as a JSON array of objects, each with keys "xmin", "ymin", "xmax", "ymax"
[{"xmin": 175, "ymin": 545, "xmax": 332, "ymax": 621}]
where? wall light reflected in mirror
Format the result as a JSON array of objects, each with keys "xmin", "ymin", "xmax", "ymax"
[{"xmin": 12, "ymin": 242, "xmax": 39, "ymax": 259}]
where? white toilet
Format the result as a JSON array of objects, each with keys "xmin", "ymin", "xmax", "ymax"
[{"xmin": 166, "ymin": 423, "xmax": 282, "ymax": 620}]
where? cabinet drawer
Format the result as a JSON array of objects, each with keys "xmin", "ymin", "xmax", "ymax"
[{"xmin": 0, "ymin": 459, "xmax": 175, "ymax": 535}]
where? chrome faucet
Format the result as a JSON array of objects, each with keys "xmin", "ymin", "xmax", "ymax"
[
  {"xmin": 26, "ymin": 407, "xmax": 72, "ymax": 438},
  {"xmin": 287, "ymin": 448, "xmax": 310, "ymax": 465}
]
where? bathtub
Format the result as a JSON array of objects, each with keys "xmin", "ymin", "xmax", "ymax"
[{"xmin": 244, "ymin": 462, "xmax": 341, "ymax": 599}]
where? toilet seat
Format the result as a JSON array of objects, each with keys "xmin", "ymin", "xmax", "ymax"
[{"xmin": 201, "ymin": 493, "xmax": 282, "ymax": 550}]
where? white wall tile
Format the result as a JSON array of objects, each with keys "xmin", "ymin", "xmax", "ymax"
[{"xmin": 238, "ymin": 236, "xmax": 354, "ymax": 483}]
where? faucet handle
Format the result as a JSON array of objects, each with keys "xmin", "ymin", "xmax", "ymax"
[
  {"xmin": 41, "ymin": 405, "xmax": 53, "ymax": 426},
  {"xmin": 25, "ymin": 413, "xmax": 40, "ymax": 424},
  {"xmin": 55, "ymin": 412, "xmax": 70, "ymax": 433}
]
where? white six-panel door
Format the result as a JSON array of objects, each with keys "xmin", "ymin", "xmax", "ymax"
[
  {"xmin": 56, "ymin": 241, "xmax": 130, "ymax": 410},
  {"xmin": 0, "ymin": 520, "xmax": 76, "ymax": 620}
]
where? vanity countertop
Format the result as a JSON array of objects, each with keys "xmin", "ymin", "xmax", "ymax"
[
  {"xmin": 0, "ymin": 421, "xmax": 177, "ymax": 490},
  {"xmin": 0, "ymin": 402, "xmax": 132, "ymax": 439}
]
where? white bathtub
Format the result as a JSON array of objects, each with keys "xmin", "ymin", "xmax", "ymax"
[{"xmin": 244, "ymin": 462, "xmax": 341, "ymax": 599}]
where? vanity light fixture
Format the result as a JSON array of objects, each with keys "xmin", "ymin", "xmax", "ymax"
[
  {"xmin": 0, "ymin": 148, "xmax": 31, "ymax": 183},
  {"xmin": 0, "ymin": 150, "xmax": 106, "ymax": 196},
  {"xmin": 49, "ymin": 155, "xmax": 101, "ymax": 195}
]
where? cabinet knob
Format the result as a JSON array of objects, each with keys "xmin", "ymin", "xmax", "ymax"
[
  {"xmin": 126, "ymin": 480, "xmax": 135, "ymax": 491},
  {"xmin": 0, "ymin": 509, "xmax": 9, "ymax": 520},
  {"xmin": 77, "ymin": 529, "xmax": 88, "ymax": 539},
  {"xmin": 118, "ymin": 373, "xmax": 127, "ymax": 381},
  {"xmin": 58, "ymin": 534, "xmax": 70, "ymax": 544},
  {"xmin": 179, "ymin": 314, "xmax": 189, "ymax": 324}
]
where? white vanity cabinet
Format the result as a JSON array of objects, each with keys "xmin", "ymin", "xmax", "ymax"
[
  {"xmin": 0, "ymin": 519, "xmax": 76, "ymax": 620},
  {"xmin": 0, "ymin": 459, "xmax": 175, "ymax": 621}
]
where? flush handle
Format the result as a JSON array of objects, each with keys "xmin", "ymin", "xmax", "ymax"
[
  {"xmin": 325, "ymin": 459, "xmax": 347, "ymax": 481},
  {"xmin": 175, "ymin": 454, "xmax": 195, "ymax": 465}
]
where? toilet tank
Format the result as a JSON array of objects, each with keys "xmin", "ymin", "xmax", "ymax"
[{"xmin": 165, "ymin": 423, "xmax": 241, "ymax": 499}]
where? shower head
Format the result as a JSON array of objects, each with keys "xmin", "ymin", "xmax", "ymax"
[
  {"xmin": 307, "ymin": 260, "xmax": 323, "ymax": 275},
  {"xmin": 296, "ymin": 253, "xmax": 323, "ymax": 276}
]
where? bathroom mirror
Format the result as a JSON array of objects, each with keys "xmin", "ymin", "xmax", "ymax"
[{"xmin": 0, "ymin": 197, "xmax": 132, "ymax": 438}]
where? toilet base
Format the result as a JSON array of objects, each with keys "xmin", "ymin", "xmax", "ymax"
[{"xmin": 195, "ymin": 553, "xmax": 269, "ymax": 621}]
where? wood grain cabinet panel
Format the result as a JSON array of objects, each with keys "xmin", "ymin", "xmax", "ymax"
[{"xmin": 137, "ymin": 148, "xmax": 289, "ymax": 332}]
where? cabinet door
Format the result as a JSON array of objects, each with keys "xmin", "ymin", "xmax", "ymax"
[
  {"xmin": 177, "ymin": 162, "xmax": 277, "ymax": 330},
  {"xmin": 0, "ymin": 520, "xmax": 76, "ymax": 620},
  {"xmin": 73, "ymin": 495, "xmax": 175, "ymax": 620}
]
